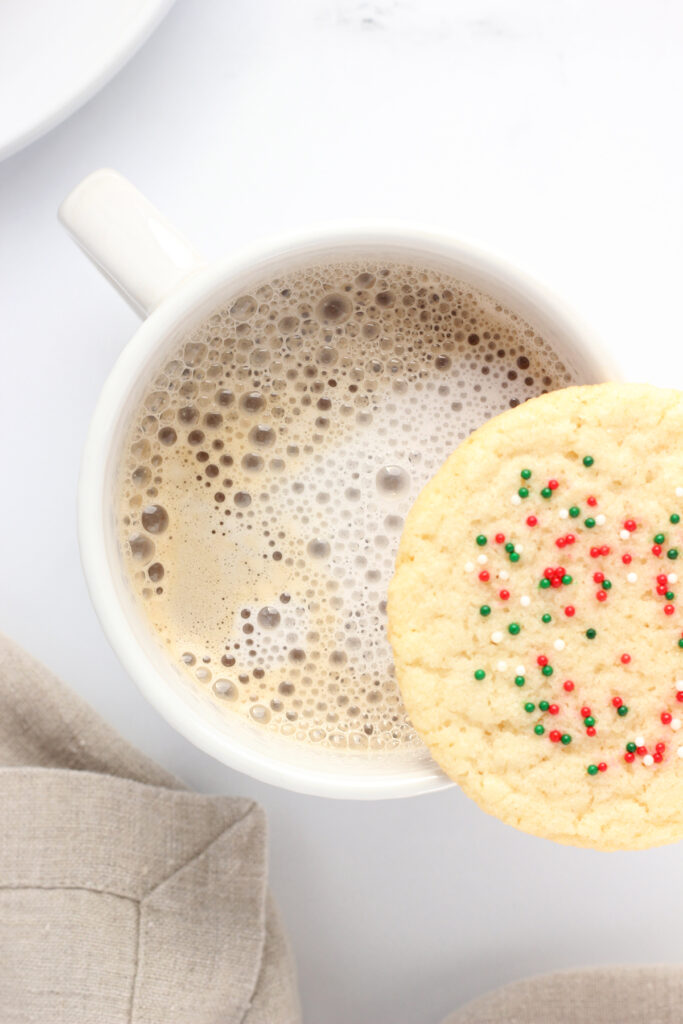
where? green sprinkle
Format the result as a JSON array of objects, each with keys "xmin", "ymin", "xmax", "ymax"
[
  {"xmin": 654, "ymin": 533, "xmax": 666, "ymax": 545},
  {"xmin": 587, "ymin": 764, "xmax": 599, "ymax": 776},
  {"xmin": 514, "ymin": 675, "xmax": 525, "ymax": 687},
  {"xmin": 617, "ymin": 704, "xmax": 629, "ymax": 717},
  {"xmin": 509, "ymin": 551, "xmax": 520, "ymax": 563},
  {"xmin": 476, "ymin": 534, "xmax": 487, "ymax": 546},
  {"xmin": 562, "ymin": 574, "xmax": 573, "ymax": 585},
  {"xmin": 534, "ymin": 724, "xmax": 545, "ymax": 735},
  {"xmin": 671, "ymin": 513, "xmax": 681, "ymax": 524},
  {"xmin": 678, "ymin": 638, "xmax": 683, "ymax": 649},
  {"xmin": 504, "ymin": 542, "xmax": 514, "ymax": 553},
  {"xmin": 539, "ymin": 700, "xmax": 550, "ymax": 712},
  {"xmin": 626, "ymin": 741, "xmax": 637, "ymax": 753},
  {"xmin": 584, "ymin": 517, "xmax": 596, "ymax": 528},
  {"xmin": 521, "ymin": 469, "xmax": 532, "ymax": 480},
  {"xmin": 524, "ymin": 702, "xmax": 535, "ymax": 712},
  {"xmin": 508, "ymin": 622, "xmax": 521, "ymax": 635},
  {"xmin": 539, "ymin": 577, "xmax": 551, "ymax": 589},
  {"xmin": 586, "ymin": 628, "xmax": 597, "ymax": 639},
  {"xmin": 541, "ymin": 613, "xmax": 552, "ymax": 623},
  {"xmin": 474, "ymin": 669, "xmax": 486, "ymax": 680},
  {"xmin": 602, "ymin": 579, "xmax": 612, "ymax": 590},
  {"xmin": 518, "ymin": 487, "xmax": 529, "ymax": 498},
  {"xmin": 541, "ymin": 487, "xmax": 552, "ymax": 499},
  {"xmin": 583, "ymin": 455, "xmax": 594, "ymax": 467},
  {"xmin": 668, "ymin": 548, "xmax": 679, "ymax": 560},
  {"xmin": 561, "ymin": 733, "xmax": 572, "ymax": 745},
  {"xmin": 541, "ymin": 664, "xmax": 553, "ymax": 677},
  {"xmin": 584, "ymin": 715, "xmax": 595, "ymax": 727},
  {"xmin": 667, "ymin": 591, "xmax": 675, "ymax": 601},
  {"xmin": 569, "ymin": 506, "xmax": 580, "ymax": 518},
  {"xmin": 480, "ymin": 605, "xmax": 491, "ymax": 617}
]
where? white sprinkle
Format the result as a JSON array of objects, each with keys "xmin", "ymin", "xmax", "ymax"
[
  {"xmin": 491, "ymin": 631, "xmax": 504, "ymax": 645},
  {"xmin": 643, "ymin": 754, "xmax": 654, "ymax": 767},
  {"xmin": 499, "ymin": 570, "xmax": 510, "ymax": 581},
  {"xmin": 620, "ymin": 529, "xmax": 630, "ymax": 540},
  {"xmin": 511, "ymin": 494, "xmax": 522, "ymax": 506},
  {"xmin": 627, "ymin": 572, "xmax": 638, "ymax": 583},
  {"xmin": 496, "ymin": 660, "xmax": 507, "ymax": 671},
  {"xmin": 677, "ymin": 745, "xmax": 683, "ymax": 758},
  {"xmin": 554, "ymin": 638, "xmax": 566, "ymax": 651},
  {"xmin": 465, "ymin": 561, "xmax": 475, "ymax": 573},
  {"xmin": 559, "ymin": 508, "xmax": 569, "ymax": 520},
  {"xmin": 595, "ymin": 514, "xmax": 606, "ymax": 526},
  {"xmin": 676, "ymin": 487, "xmax": 683, "ymax": 498},
  {"xmin": 669, "ymin": 573, "xmax": 678, "ymax": 584},
  {"xmin": 676, "ymin": 681, "xmax": 683, "ymax": 692},
  {"xmin": 477, "ymin": 554, "xmax": 488, "ymax": 565},
  {"xmin": 671, "ymin": 718, "xmax": 682, "ymax": 731},
  {"xmin": 516, "ymin": 664, "xmax": 525, "ymax": 675},
  {"xmin": 515, "ymin": 544, "xmax": 523, "ymax": 554},
  {"xmin": 520, "ymin": 595, "xmax": 531, "ymax": 607},
  {"xmin": 635, "ymin": 735, "xmax": 645, "ymax": 747}
]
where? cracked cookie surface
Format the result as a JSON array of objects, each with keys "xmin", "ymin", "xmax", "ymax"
[{"xmin": 388, "ymin": 383, "xmax": 683, "ymax": 849}]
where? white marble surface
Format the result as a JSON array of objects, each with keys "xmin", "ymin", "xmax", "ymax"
[{"xmin": 2, "ymin": 2, "xmax": 683, "ymax": 1021}]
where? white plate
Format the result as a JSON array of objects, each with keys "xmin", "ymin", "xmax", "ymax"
[{"xmin": 0, "ymin": 0, "xmax": 175, "ymax": 162}]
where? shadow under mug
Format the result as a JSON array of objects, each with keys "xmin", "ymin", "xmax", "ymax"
[{"xmin": 60, "ymin": 169, "xmax": 616, "ymax": 798}]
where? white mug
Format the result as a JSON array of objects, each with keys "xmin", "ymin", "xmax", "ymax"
[{"xmin": 60, "ymin": 169, "xmax": 617, "ymax": 799}]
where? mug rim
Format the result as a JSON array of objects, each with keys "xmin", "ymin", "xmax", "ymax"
[{"xmin": 78, "ymin": 221, "xmax": 620, "ymax": 798}]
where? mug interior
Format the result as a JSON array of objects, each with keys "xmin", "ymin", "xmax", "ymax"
[{"xmin": 82, "ymin": 229, "xmax": 615, "ymax": 797}]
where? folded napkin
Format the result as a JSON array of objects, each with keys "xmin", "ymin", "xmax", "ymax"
[
  {"xmin": 0, "ymin": 633, "xmax": 301, "ymax": 1024},
  {"xmin": 442, "ymin": 966, "xmax": 683, "ymax": 1023}
]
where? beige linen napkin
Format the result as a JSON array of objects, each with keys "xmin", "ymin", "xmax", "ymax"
[
  {"xmin": 442, "ymin": 966, "xmax": 683, "ymax": 1023},
  {"xmin": 0, "ymin": 633, "xmax": 301, "ymax": 1024}
]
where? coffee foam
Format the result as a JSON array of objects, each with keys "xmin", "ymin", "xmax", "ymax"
[{"xmin": 116, "ymin": 259, "xmax": 577, "ymax": 753}]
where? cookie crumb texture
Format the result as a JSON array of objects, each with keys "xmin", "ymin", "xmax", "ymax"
[{"xmin": 388, "ymin": 383, "xmax": 683, "ymax": 850}]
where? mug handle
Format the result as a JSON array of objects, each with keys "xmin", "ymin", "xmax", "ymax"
[{"xmin": 58, "ymin": 169, "xmax": 205, "ymax": 318}]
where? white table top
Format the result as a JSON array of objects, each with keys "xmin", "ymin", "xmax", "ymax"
[{"xmin": 2, "ymin": 2, "xmax": 683, "ymax": 1021}]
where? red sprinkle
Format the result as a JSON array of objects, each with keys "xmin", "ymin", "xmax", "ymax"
[
  {"xmin": 586, "ymin": 726, "xmax": 597, "ymax": 736},
  {"xmin": 656, "ymin": 742, "xmax": 666, "ymax": 753},
  {"xmin": 622, "ymin": 553, "xmax": 632, "ymax": 564},
  {"xmin": 548, "ymin": 479, "xmax": 559, "ymax": 490},
  {"xmin": 657, "ymin": 574, "xmax": 668, "ymax": 585},
  {"xmin": 590, "ymin": 547, "xmax": 600, "ymax": 558},
  {"xmin": 662, "ymin": 712, "xmax": 672, "ymax": 724},
  {"xmin": 621, "ymin": 653, "xmax": 631, "ymax": 664},
  {"xmin": 549, "ymin": 730, "xmax": 561, "ymax": 742},
  {"xmin": 556, "ymin": 537, "xmax": 567, "ymax": 548},
  {"xmin": 566, "ymin": 533, "xmax": 576, "ymax": 545},
  {"xmin": 587, "ymin": 496, "xmax": 597, "ymax": 507},
  {"xmin": 548, "ymin": 704, "xmax": 560, "ymax": 715},
  {"xmin": 526, "ymin": 516, "xmax": 537, "ymax": 528},
  {"xmin": 495, "ymin": 533, "xmax": 506, "ymax": 544},
  {"xmin": 653, "ymin": 544, "xmax": 663, "ymax": 556},
  {"xmin": 544, "ymin": 567, "xmax": 555, "ymax": 580},
  {"xmin": 637, "ymin": 745, "xmax": 647, "ymax": 756},
  {"xmin": 665, "ymin": 604, "xmax": 676, "ymax": 615},
  {"xmin": 581, "ymin": 706, "xmax": 592, "ymax": 717},
  {"xmin": 598, "ymin": 762, "xmax": 608, "ymax": 772},
  {"xmin": 537, "ymin": 655, "xmax": 548, "ymax": 667},
  {"xmin": 600, "ymin": 545, "xmax": 610, "ymax": 556},
  {"xmin": 612, "ymin": 696, "xmax": 623, "ymax": 708},
  {"xmin": 593, "ymin": 572, "xmax": 605, "ymax": 584},
  {"xmin": 551, "ymin": 577, "xmax": 563, "ymax": 588},
  {"xmin": 597, "ymin": 589, "xmax": 608, "ymax": 602},
  {"xmin": 563, "ymin": 680, "xmax": 575, "ymax": 692},
  {"xmin": 677, "ymin": 691, "xmax": 683, "ymax": 703},
  {"xmin": 499, "ymin": 589, "xmax": 510, "ymax": 600},
  {"xmin": 654, "ymin": 752, "xmax": 664, "ymax": 763},
  {"xmin": 657, "ymin": 584, "xmax": 668, "ymax": 595},
  {"xmin": 479, "ymin": 570, "xmax": 490, "ymax": 582},
  {"xmin": 624, "ymin": 519, "xmax": 637, "ymax": 532},
  {"xmin": 564, "ymin": 606, "xmax": 575, "ymax": 617},
  {"xmin": 624, "ymin": 751, "xmax": 635, "ymax": 762}
]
